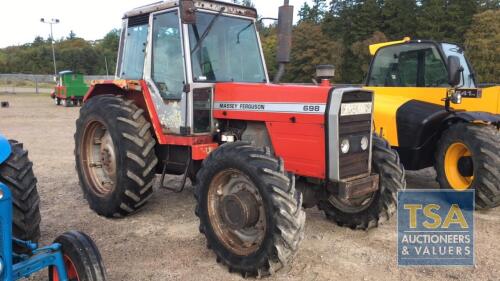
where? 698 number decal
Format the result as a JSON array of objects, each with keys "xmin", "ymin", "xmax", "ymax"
[{"xmin": 303, "ymin": 105, "xmax": 321, "ymax": 112}]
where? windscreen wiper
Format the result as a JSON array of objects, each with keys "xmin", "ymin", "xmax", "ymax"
[
  {"xmin": 236, "ymin": 22, "xmax": 253, "ymax": 44},
  {"xmin": 191, "ymin": 7, "xmax": 225, "ymax": 54}
]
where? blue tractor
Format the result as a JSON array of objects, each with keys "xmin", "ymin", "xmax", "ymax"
[{"xmin": 0, "ymin": 134, "xmax": 106, "ymax": 280}]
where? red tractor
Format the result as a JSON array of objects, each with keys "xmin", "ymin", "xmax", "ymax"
[{"xmin": 74, "ymin": 0, "xmax": 405, "ymax": 276}]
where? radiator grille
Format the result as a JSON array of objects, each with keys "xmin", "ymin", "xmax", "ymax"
[{"xmin": 338, "ymin": 91, "xmax": 373, "ymax": 179}]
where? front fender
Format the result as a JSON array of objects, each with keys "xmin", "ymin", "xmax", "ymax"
[
  {"xmin": 0, "ymin": 134, "xmax": 11, "ymax": 165},
  {"xmin": 443, "ymin": 111, "xmax": 500, "ymax": 126}
]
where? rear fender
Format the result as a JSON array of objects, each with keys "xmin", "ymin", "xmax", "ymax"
[
  {"xmin": 84, "ymin": 80, "xmax": 159, "ymax": 140},
  {"xmin": 83, "ymin": 80, "xmax": 218, "ymax": 160},
  {"xmin": 0, "ymin": 134, "xmax": 11, "ymax": 165}
]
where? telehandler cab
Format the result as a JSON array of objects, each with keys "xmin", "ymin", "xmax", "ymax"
[
  {"xmin": 366, "ymin": 38, "xmax": 500, "ymax": 209},
  {"xmin": 75, "ymin": 0, "xmax": 405, "ymax": 276}
]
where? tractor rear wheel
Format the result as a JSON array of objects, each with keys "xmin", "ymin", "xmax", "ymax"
[
  {"xmin": 194, "ymin": 142, "xmax": 305, "ymax": 277},
  {"xmin": 0, "ymin": 140, "xmax": 41, "ymax": 247},
  {"xmin": 318, "ymin": 135, "xmax": 405, "ymax": 230},
  {"xmin": 435, "ymin": 123, "xmax": 500, "ymax": 209},
  {"xmin": 48, "ymin": 231, "xmax": 107, "ymax": 281},
  {"xmin": 75, "ymin": 95, "xmax": 158, "ymax": 217}
]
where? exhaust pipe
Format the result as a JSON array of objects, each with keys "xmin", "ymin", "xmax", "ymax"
[{"xmin": 273, "ymin": 0, "xmax": 294, "ymax": 84}]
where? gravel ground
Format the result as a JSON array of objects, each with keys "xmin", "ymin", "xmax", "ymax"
[{"xmin": 1, "ymin": 93, "xmax": 499, "ymax": 281}]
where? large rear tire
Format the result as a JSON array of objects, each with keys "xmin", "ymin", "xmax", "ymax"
[
  {"xmin": 194, "ymin": 142, "xmax": 305, "ymax": 277},
  {"xmin": 0, "ymin": 140, "xmax": 41, "ymax": 247},
  {"xmin": 435, "ymin": 123, "xmax": 500, "ymax": 209},
  {"xmin": 48, "ymin": 231, "xmax": 107, "ymax": 281},
  {"xmin": 75, "ymin": 95, "xmax": 158, "ymax": 217},
  {"xmin": 318, "ymin": 135, "xmax": 406, "ymax": 230}
]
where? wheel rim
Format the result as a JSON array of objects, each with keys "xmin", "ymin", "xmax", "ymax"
[
  {"xmin": 81, "ymin": 120, "xmax": 117, "ymax": 196},
  {"xmin": 52, "ymin": 255, "xmax": 80, "ymax": 281},
  {"xmin": 444, "ymin": 142, "xmax": 474, "ymax": 190},
  {"xmin": 207, "ymin": 169, "xmax": 266, "ymax": 256}
]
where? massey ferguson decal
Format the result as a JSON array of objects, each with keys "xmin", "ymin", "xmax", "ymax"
[{"xmin": 214, "ymin": 102, "xmax": 326, "ymax": 114}]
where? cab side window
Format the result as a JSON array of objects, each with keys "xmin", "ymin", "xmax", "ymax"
[
  {"xmin": 121, "ymin": 18, "xmax": 149, "ymax": 79},
  {"xmin": 151, "ymin": 11, "xmax": 185, "ymax": 100},
  {"xmin": 368, "ymin": 43, "xmax": 448, "ymax": 87}
]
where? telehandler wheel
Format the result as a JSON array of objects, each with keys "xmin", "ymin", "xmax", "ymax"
[
  {"xmin": 0, "ymin": 140, "xmax": 41, "ymax": 249},
  {"xmin": 435, "ymin": 123, "xmax": 500, "ymax": 209},
  {"xmin": 318, "ymin": 135, "xmax": 405, "ymax": 230},
  {"xmin": 54, "ymin": 97, "xmax": 61, "ymax": 105},
  {"xmin": 194, "ymin": 142, "xmax": 305, "ymax": 277},
  {"xmin": 48, "ymin": 231, "xmax": 107, "ymax": 281},
  {"xmin": 75, "ymin": 95, "xmax": 158, "ymax": 218}
]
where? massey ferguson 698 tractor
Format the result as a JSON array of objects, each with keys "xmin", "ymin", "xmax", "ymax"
[{"xmin": 74, "ymin": 0, "xmax": 405, "ymax": 276}]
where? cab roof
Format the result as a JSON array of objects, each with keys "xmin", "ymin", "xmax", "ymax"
[{"xmin": 124, "ymin": 0, "xmax": 257, "ymax": 19}]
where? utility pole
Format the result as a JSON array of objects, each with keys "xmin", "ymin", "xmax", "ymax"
[{"xmin": 40, "ymin": 18, "xmax": 60, "ymax": 77}]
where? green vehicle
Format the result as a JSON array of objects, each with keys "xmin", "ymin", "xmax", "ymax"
[{"xmin": 51, "ymin": 71, "xmax": 89, "ymax": 107}]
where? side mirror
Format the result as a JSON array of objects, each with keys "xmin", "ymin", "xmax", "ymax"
[
  {"xmin": 276, "ymin": 1, "xmax": 294, "ymax": 63},
  {"xmin": 447, "ymin": 55, "xmax": 463, "ymax": 87},
  {"xmin": 180, "ymin": 0, "xmax": 196, "ymax": 24}
]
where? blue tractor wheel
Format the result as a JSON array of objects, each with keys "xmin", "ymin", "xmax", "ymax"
[
  {"xmin": 48, "ymin": 231, "xmax": 107, "ymax": 281},
  {"xmin": 0, "ymin": 140, "xmax": 41, "ymax": 250}
]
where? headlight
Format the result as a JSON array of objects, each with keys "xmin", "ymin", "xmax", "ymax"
[
  {"xmin": 340, "ymin": 139, "xmax": 350, "ymax": 154},
  {"xmin": 361, "ymin": 136, "xmax": 369, "ymax": 151}
]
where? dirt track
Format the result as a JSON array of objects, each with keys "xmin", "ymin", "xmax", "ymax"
[{"xmin": 1, "ymin": 93, "xmax": 499, "ymax": 281}]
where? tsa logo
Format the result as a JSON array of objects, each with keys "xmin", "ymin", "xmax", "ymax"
[{"xmin": 397, "ymin": 190, "xmax": 474, "ymax": 266}]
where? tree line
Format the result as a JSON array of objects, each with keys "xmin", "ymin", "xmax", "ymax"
[
  {"xmin": 258, "ymin": 0, "xmax": 499, "ymax": 83},
  {"xmin": 0, "ymin": 0, "xmax": 498, "ymax": 84},
  {"xmin": 0, "ymin": 29, "xmax": 120, "ymax": 77}
]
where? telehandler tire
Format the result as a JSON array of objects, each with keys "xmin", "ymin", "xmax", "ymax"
[
  {"xmin": 75, "ymin": 95, "xmax": 158, "ymax": 218},
  {"xmin": 318, "ymin": 135, "xmax": 405, "ymax": 230},
  {"xmin": 0, "ymin": 140, "xmax": 41, "ymax": 250},
  {"xmin": 435, "ymin": 123, "xmax": 500, "ymax": 209},
  {"xmin": 49, "ymin": 231, "xmax": 107, "ymax": 281},
  {"xmin": 194, "ymin": 142, "xmax": 305, "ymax": 277}
]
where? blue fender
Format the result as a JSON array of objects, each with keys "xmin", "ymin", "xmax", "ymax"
[{"xmin": 0, "ymin": 134, "xmax": 11, "ymax": 165}]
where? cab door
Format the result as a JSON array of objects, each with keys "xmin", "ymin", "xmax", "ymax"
[{"xmin": 145, "ymin": 9, "xmax": 189, "ymax": 135}]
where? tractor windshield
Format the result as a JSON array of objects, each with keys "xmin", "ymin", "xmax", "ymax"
[
  {"xmin": 188, "ymin": 12, "xmax": 266, "ymax": 83},
  {"xmin": 441, "ymin": 43, "xmax": 476, "ymax": 88}
]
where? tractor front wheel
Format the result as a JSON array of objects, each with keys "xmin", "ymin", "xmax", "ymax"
[
  {"xmin": 435, "ymin": 123, "xmax": 500, "ymax": 209},
  {"xmin": 0, "ymin": 140, "xmax": 41, "ymax": 250},
  {"xmin": 75, "ymin": 95, "xmax": 158, "ymax": 217},
  {"xmin": 48, "ymin": 231, "xmax": 107, "ymax": 281},
  {"xmin": 318, "ymin": 135, "xmax": 405, "ymax": 230},
  {"xmin": 194, "ymin": 142, "xmax": 305, "ymax": 277}
]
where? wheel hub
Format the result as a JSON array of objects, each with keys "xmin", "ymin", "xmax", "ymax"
[
  {"xmin": 207, "ymin": 169, "xmax": 266, "ymax": 256},
  {"xmin": 81, "ymin": 121, "xmax": 117, "ymax": 196},
  {"xmin": 99, "ymin": 132, "xmax": 116, "ymax": 178},
  {"xmin": 457, "ymin": 156, "xmax": 473, "ymax": 177},
  {"xmin": 221, "ymin": 190, "xmax": 260, "ymax": 230}
]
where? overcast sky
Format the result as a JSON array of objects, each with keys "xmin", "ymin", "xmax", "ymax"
[{"xmin": 0, "ymin": 0, "xmax": 313, "ymax": 48}]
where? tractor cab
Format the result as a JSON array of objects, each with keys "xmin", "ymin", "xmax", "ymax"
[{"xmin": 116, "ymin": 0, "xmax": 266, "ymax": 135}]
